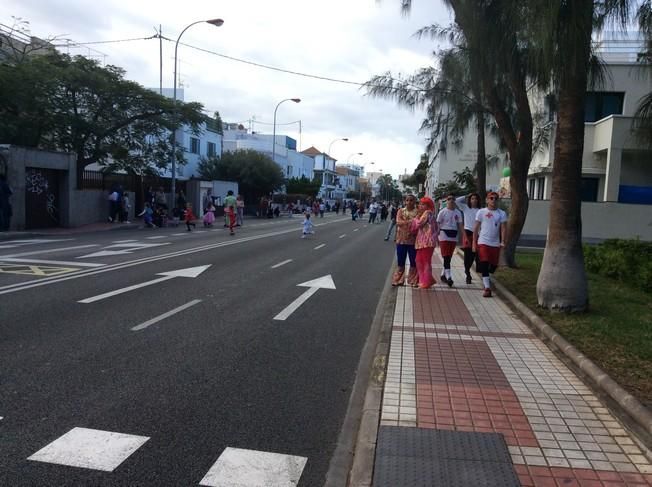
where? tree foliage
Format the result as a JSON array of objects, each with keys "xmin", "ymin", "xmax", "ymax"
[
  {"xmin": 198, "ymin": 150, "xmax": 284, "ymax": 202},
  {"xmin": 0, "ymin": 50, "xmax": 207, "ymax": 176},
  {"xmin": 286, "ymin": 176, "xmax": 321, "ymax": 197}
]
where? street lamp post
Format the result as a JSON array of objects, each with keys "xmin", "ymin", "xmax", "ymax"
[
  {"xmin": 272, "ymin": 98, "xmax": 301, "ymax": 166},
  {"xmin": 171, "ymin": 18, "xmax": 224, "ymax": 202},
  {"xmin": 327, "ymin": 137, "xmax": 348, "ymax": 157},
  {"xmin": 360, "ymin": 161, "xmax": 375, "ymax": 201}
]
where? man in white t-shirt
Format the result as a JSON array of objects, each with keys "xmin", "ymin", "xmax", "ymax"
[
  {"xmin": 436, "ymin": 194, "xmax": 464, "ymax": 287},
  {"xmin": 472, "ymin": 191, "xmax": 507, "ymax": 297}
]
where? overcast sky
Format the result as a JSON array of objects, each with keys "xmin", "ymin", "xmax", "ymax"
[{"xmin": 5, "ymin": 0, "xmax": 451, "ymax": 178}]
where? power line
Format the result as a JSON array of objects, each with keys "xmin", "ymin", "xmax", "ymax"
[
  {"xmin": 160, "ymin": 35, "xmax": 428, "ymax": 92},
  {"xmin": 51, "ymin": 35, "xmax": 158, "ymax": 47},
  {"xmin": 45, "ymin": 32, "xmax": 427, "ymax": 93}
]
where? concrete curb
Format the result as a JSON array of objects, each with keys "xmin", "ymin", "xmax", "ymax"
[
  {"xmin": 323, "ymin": 262, "xmax": 395, "ymax": 487},
  {"xmin": 492, "ymin": 278, "xmax": 652, "ymax": 446}
]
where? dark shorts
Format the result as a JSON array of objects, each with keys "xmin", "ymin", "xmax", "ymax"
[{"xmin": 478, "ymin": 244, "xmax": 500, "ymax": 266}]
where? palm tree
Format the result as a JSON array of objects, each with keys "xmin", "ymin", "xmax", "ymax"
[{"xmin": 533, "ymin": 1, "xmax": 639, "ymax": 311}]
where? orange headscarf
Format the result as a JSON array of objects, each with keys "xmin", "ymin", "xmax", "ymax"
[{"xmin": 419, "ymin": 197, "xmax": 435, "ymax": 211}]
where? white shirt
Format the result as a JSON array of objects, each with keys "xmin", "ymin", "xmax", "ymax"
[
  {"xmin": 455, "ymin": 196, "xmax": 480, "ymax": 231},
  {"xmin": 475, "ymin": 208, "xmax": 508, "ymax": 246},
  {"xmin": 437, "ymin": 208, "xmax": 463, "ymax": 242}
]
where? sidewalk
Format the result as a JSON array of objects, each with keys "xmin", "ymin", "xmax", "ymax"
[
  {"xmin": 371, "ymin": 253, "xmax": 652, "ymax": 486},
  {"xmin": 0, "ymin": 221, "xmax": 137, "ymax": 240}
]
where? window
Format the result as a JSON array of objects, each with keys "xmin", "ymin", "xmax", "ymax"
[
  {"xmin": 580, "ymin": 177, "xmax": 600, "ymax": 202},
  {"xmin": 207, "ymin": 142, "xmax": 216, "ymax": 157},
  {"xmin": 528, "ymin": 179, "xmax": 536, "ymax": 199},
  {"xmin": 584, "ymin": 92, "xmax": 624, "ymax": 122},
  {"xmin": 190, "ymin": 137, "xmax": 200, "ymax": 154},
  {"xmin": 537, "ymin": 177, "xmax": 545, "ymax": 200},
  {"xmin": 286, "ymin": 165, "xmax": 293, "ymax": 177}
]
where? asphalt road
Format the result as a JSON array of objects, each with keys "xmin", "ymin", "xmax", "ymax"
[{"xmin": 0, "ymin": 214, "xmax": 395, "ymax": 486}]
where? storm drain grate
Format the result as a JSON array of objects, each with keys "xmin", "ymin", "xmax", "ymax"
[{"xmin": 373, "ymin": 426, "xmax": 521, "ymax": 487}]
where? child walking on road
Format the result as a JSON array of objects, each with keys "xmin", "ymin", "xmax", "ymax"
[
  {"xmin": 184, "ymin": 203, "xmax": 197, "ymax": 231},
  {"xmin": 301, "ymin": 213, "xmax": 315, "ymax": 239}
]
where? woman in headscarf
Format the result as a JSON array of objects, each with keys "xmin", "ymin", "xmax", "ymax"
[{"xmin": 414, "ymin": 196, "xmax": 438, "ymax": 289}]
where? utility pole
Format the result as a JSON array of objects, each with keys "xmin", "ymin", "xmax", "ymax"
[{"xmin": 159, "ymin": 25, "xmax": 163, "ymax": 95}]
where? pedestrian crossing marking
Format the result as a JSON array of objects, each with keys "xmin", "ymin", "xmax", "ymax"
[
  {"xmin": 199, "ymin": 447, "xmax": 307, "ymax": 487},
  {"xmin": 27, "ymin": 427, "xmax": 150, "ymax": 472},
  {"xmin": 0, "ymin": 263, "xmax": 78, "ymax": 277}
]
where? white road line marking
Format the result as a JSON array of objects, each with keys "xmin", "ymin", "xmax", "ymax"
[
  {"xmin": 353, "ymin": 228, "xmax": 359, "ymax": 232},
  {"xmin": 199, "ymin": 447, "xmax": 307, "ymax": 487},
  {"xmin": 131, "ymin": 299, "xmax": 202, "ymax": 331},
  {"xmin": 79, "ymin": 276, "xmax": 173, "ymax": 303},
  {"xmin": 339, "ymin": 234, "xmax": 346, "ymax": 239},
  {"xmin": 172, "ymin": 233, "xmax": 186, "ymax": 236},
  {"xmin": 0, "ymin": 258, "xmax": 105, "ymax": 268},
  {"xmin": 27, "ymin": 427, "xmax": 149, "ymax": 472},
  {"xmin": 0, "ymin": 219, "xmax": 346, "ymax": 295},
  {"xmin": 274, "ymin": 288, "xmax": 319, "ymax": 320},
  {"xmin": 271, "ymin": 259, "xmax": 293, "ymax": 269},
  {"xmin": 145, "ymin": 236, "xmax": 167, "ymax": 239},
  {"xmin": 112, "ymin": 240, "xmax": 138, "ymax": 244},
  {"xmin": 79, "ymin": 265, "xmax": 210, "ymax": 304},
  {"xmin": 314, "ymin": 244, "xmax": 326, "ymax": 250},
  {"xmin": 0, "ymin": 244, "xmax": 98, "ymax": 258}
]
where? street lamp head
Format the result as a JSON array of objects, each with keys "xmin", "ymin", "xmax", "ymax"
[
  {"xmin": 342, "ymin": 138, "xmax": 349, "ymax": 141},
  {"xmin": 291, "ymin": 98, "xmax": 301, "ymax": 103},
  {"xmin": 206, "ymin": 18, "xmax": 224, "ymax": 27},
  {"xmin": 357, "ymin": 152, "xmax": 363, "ymax": 155}
]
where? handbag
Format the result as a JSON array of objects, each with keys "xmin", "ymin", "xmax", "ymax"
[{"xmin": 442, "ymin": 229, "xmax": 458, "ymax": 238}]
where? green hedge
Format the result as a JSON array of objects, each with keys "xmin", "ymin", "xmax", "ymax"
[{"xmin": 583, "ymin": 239, "xmax": 652, "ymax": 292}]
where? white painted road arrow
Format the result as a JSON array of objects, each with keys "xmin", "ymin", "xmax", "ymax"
[
  {"xmin": 78, "ymin": 265, "xmax": 211, "ymax": 304},
  {"xmin": 273, "ymin": 275, "xmax": 336, "ymax": 321}
]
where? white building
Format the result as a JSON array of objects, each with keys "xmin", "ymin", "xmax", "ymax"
[
  {"xmin": 300, "ymin": 147, "xmax": 344, "ymax": 201},
  {"xmin": 156, "ymin": 88, "xmax": 224, "ymax": 180},
  {"xmin": 527, "ymin": 55, "xmax": 652, "ymax": 204},
  {"xmin": 223, "ymin": 128, "xmax": 314, "ymax": 181}
]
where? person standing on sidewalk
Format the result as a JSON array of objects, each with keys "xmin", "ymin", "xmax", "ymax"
[
  {"xmin": 414, "ymin": 196, "xmax": 438, "ymax": 289},
  {"xmin": 456, "ymin": 193, "xmax": 482, "ymax": 284},
  {"xmin": 437, "ymin": 194, "xmax": 464, "ymax": 287},
  {"xmin": 224, "ymin": 190, "xmax": 237, "ymax": 236},
  {"xmin": 472, "ymin": 191, "xmax": 507, "ymax": 297},
  {"xmin": 391, "ymin": 195, "xmax": 419, "ymax": 286}
]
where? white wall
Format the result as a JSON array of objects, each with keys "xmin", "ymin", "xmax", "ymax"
[{"xmin": 520, "ymin": 199, "xmax": 652, "ymax": 241}]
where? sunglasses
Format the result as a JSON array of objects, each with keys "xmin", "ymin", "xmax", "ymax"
[{"xmin": 446, "ymin": 197, "xmax": 454, "ymax": 201}]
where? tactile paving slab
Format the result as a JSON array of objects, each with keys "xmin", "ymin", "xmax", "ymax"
[{"xmin": 373, "ymin": 426, "xmax": 521, "ymax": 487}]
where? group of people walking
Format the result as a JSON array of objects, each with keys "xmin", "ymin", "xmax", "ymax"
[{"xmin": 390, "ymin": 191, "xmax": 507, "ymax": 298}]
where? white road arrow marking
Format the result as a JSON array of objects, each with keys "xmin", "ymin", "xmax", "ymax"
[
  {"xmin": 77, "ymin": 242, "xmax": 168, "ymax": 259},
  {"xmin": 273, "ymin": 274, "xmax": 336, "ymax": 321},
  {"xmin": 78, "ymin": 265, "xmax": 211, "ymax": 304}
]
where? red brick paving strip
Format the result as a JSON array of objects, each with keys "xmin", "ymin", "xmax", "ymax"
[
  {"xmin": 415, "ymin": 336, "xmax": 539, "ymax": 447},
  {"xmin": 414, "ymin": 336, "xmax": 652, "ymax": 486},
  {"xmin": 412, "ymin": 289, "xmax": 476, "ymax": 326}
]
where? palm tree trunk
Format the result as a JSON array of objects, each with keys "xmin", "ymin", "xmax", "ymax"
[
  {"xmin": 536, "ymin": 2, "xmax": 591, "ymax": 312},
  {"xmin": 475, "ymin": 111, "xmax": 487, "ymax": 200},
  {"xmin": 503, "ymin": 152, "xmax": 529, "ymax": 267}
]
